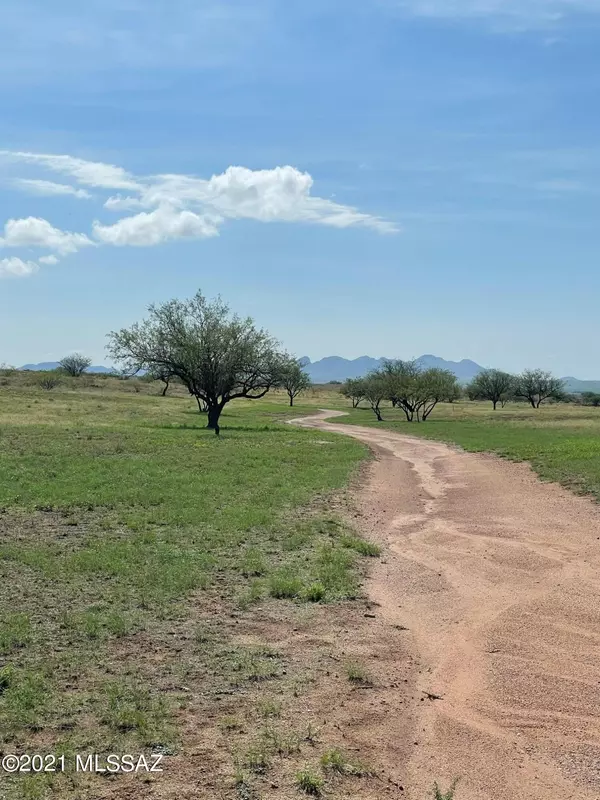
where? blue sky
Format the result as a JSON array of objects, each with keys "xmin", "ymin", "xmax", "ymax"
[{"xmin": 1, "ymin": 0, "xmax": 599, "ymax": 376}]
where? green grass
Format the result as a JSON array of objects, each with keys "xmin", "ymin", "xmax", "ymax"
[
  {"xmin": 337, "ymin": 400, "xmax": 600, "ymax": 499},
  {"xmin": 0, "ymin": 382, "xmax": 369, "ymax": 797},
  {"xmin": 296, "ymin": 767, "xmax": 324, "ymax": 795}
]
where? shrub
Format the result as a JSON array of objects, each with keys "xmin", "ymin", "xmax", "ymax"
[
  {"xmin": 39, "ymin": 375, "xmax": 61, "ymax": 391},
  {"xmin": 59, "ymin": 353, "xmax": 92, "ymax": 377},
  {"xmin": 296, "ymin": 768, "xmax": 324, "ymax": 796}
]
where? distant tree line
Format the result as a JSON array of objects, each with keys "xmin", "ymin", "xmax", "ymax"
[
  {"xmin": 580, "ymin": 392, "xmax": 600, "ymax": 407},
  {"xmin": 341, "ymin": 365, "xmax": 569, "ymax": 419}
]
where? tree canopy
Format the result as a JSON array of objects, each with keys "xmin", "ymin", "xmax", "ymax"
[
  {"xmin": 107, "ymin": 290, "xmax": 288, "ymax": 430},
  {"xmin": 468, "ymin": 369, "xmax": 515, "ymax": 410},
  {"xmin": 515, "ymin": 369, "xmax": 564, "ymax": 409}
]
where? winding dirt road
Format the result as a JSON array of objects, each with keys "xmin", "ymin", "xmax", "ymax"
[{"xmin": 293, "ymin": 410, "xmax": 600, "ymax": 800}]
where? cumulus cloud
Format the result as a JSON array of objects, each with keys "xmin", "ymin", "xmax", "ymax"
[
  {"xmin": 93, "ymin": 206, "xmax": 221, "ymax": 246},
  {"xmin": 104, "ymin": 165, "xmax": 397, "ymax": 234},
  {"xmin": 392, "ymin": 0, "xmax": 600, "ymax": 28},
  {"xmin": 0, "ymin": 217, "xmax": 94, "ymax": 255},
  {"xmin": 14, "ymin": 179, "xmax": 92, "ymax": 199},
  {"xmin": 0, "ymin": 257, "xmax": 38, "ymax": 278},
  {"xmin": 0, "ymin": 151, "xmax": 396, "ymax": 268}
]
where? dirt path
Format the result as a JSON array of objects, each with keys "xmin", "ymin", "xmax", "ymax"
[{"xmin": 292, "ymin": 410, "xmax": 600, "ymax": 800}]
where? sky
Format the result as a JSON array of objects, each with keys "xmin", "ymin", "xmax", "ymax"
[{"xmin": 1, "ymin": 1, "xmax": 599, "ymax": 377}]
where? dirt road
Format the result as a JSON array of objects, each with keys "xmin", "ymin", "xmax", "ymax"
[{"xmin": 292, "ymin": 410, "xmax": 600, "ymax": 800}]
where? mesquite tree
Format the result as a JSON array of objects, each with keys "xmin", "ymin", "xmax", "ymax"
[
  {"xmin": 363, "ymin": 375, "xmax": 388, "ymax": 421},
  {"xmin": 366, "ymin": 360, "xmax": 459, "ymax": 422},
  {"xmin": 468, "ymin": 369, "xmax": 515, "ymax": 410},
  {"xmin": 107, "ymin": 291, "xmax": 287, "ymax": 431},
  {"xmin": 379, "ymin": 359, "xmax": 422, "ymax": 420},
  {"xmin": 515, "ymin": 369, "xmax": 564, "ymax": 409},
  {"xmin": 341, "ymin": 378, "xmax": 367, "ymax": 408},
  {"xmin": 59, "ymin": 353, "xmax": 92, "ymax": 377},
  {"xmin": 279, "ymin": 360, "xmax": 311, "ymax": 406},
  {"xmin": 415, "ymin": 368, "xmax": 458, "ymax": 421}
]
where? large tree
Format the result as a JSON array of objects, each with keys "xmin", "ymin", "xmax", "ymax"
[
  {"xmin": 279, "ymin": 360, "xmax": 311, "ymax": 407},
  {"xmin": 468, "ymin": 369, "xmax": 515, "ymax": 410},
  {"xmin": 379, "ymin": 359, "xmax": 422, "ymax": 420},
  {"xmin": 59, "ymin": 353, "xmax": 92, "ymax": 377},
  {"xmin": 515, "ymin": 369, "xmax": 564, "ymax": 409},
  {"xmin": 107, "ymin": 291, "xmax": 287, "ymax": 431},
  {"xmin": 369, "ymin": 360, "xmax": 459, "ymax": 422}
]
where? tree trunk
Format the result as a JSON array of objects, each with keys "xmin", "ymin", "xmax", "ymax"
[
  {"xmin": 206, "ymin": 405, "xmax": 222, "ymax": 429},
  {"xmin": 422, "ymin": 401, "xmax": 437, "ymax": 421},
  {"xmin": 289, "ymin": 394, "xmax": 294, "ymax": 407},
  {"xmin": 493, "ymin": 400, "xmax": 497, "ymax": 410},
  {"xmin": 161, "ymin": 379, "xmax": 169, "ymax": 397}
]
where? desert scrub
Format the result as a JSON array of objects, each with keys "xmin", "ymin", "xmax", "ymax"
[{"xmin": 296, "ymin": 767, "xmax": 324, "ymax": 796}]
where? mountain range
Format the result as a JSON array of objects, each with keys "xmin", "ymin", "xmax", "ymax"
[
  {"xmin": 18, "ymin": 357, "xmax": 600, "ymax": 394},
  {"xmin": 298, "ymin": 354, "xmax": 484, "ymax": 383},
  {"xmin": 21, "ymin": 362, "xmax": 114, "ymax": 374}
]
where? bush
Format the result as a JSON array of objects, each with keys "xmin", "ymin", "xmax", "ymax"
[
  {"xmin": 59, "ymin": 353, "xmax": 92, "ymax": 377},
  {"xmin": 296, "ymin": 768, "xmax": 324, "ymax": 796},
  {"xmin": 39, "ymin": 375, "xmax": 61, "ymax": 391}
]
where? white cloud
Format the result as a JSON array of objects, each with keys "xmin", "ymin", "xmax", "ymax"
[
  {"xmin": 0, "ymin": 217, "xmax": 94, "ymax": 255},
  {"xmin": 0, "ymin": 151, "xmax": 396, "ymax": 259},
  {"xmin": 39, "ymin": 254, "xmax": 59, "ymax": 265},
  {"xmin": 93, "ymin": 205, "xmax": 221, "ymax": 246},
  {"xmin": 104, "ymin": 165, "xmax": 397, "ymax": 234},
  {"xmin": 0, "ymin": 151, "xmax": 140, "ymax": 190},
  {"xmin": 14, "ymin": 179, "xmax": 92, "ymax": 199},
  {"xmin": 391, "ymin": 0, "xmax": 600, "ymax": 29},
  {"xmin": 0, "ymin": 256, "xmax": 38, "ymax": 278}
]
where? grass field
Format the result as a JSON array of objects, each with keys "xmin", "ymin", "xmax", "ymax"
[
  {"xmin": 0, "ymin": 375, "xmax": 386, "ymax": 800},
  {"xmin": 3, "ymin": 372, "xmax": 598, "ymax": 798},
  {"xmin": 336, "ymin": 398, "xmax": 600, "ymax": 500}
]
